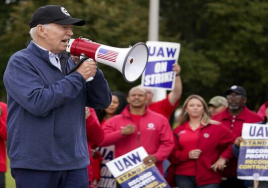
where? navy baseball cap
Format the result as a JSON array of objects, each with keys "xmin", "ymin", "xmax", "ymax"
[
  {"xmin": 29, "ymin": 5, "xmax": 86, "ymax": 28},
  {"xmin": 225, "ymin": 85, "xmax": 247, "ymax": 97}
]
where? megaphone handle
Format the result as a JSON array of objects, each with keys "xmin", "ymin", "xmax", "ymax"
[
  {"xmin": 67, "ymin": 56, "xmax": 94, "ymax": 82},
  {"xmin": 67, "ymin": 56, "xmax": 89, "ymax": 75},
  {"xmin": 83, "ymin": 57, "xmax": 94, "ymax": 82},
  {"xmin": 86, "ymin": 77, "xmax": 94, "ymax": 82}
]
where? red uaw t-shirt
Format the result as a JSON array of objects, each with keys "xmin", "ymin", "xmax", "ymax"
[
  {"xmin": 129, "ymin": 114, "xmax": 142, "ymax": 124},
  {"xmin": 175, "ymin": 122, "xmax": 201, "ymax": 176}
]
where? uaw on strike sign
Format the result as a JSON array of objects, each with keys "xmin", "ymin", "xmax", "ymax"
[
  {"xmin": 106, "ymin": 147, "xmax": 170, "ymax": 188},
  {"xmin": 141, "ymin": 41, "xmax": 180, "ymax": 90},
  {"xmin": 238, "ymin": 123, "xmax": 268, "ymax": 181}
]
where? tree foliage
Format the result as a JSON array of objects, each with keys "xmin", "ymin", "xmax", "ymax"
[
  {"xmin": 0, "ymin": 0, "xmax": 268, "ymax": 110},
  {"xmin": 0, "ymin": 0, "xmax": 149, "ymax": 97},
  {"xmin": 160, "ymin": 0, "xmax": 268, "ymax": 109}
]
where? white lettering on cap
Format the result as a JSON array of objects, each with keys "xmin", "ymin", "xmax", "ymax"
[
  {"xmin": 231, "ymin": 85, "xmax": 237, "ymax": 89},
  {"xmin": 61, "ymin": 7, "xmax": 70, "ymax": 16}
]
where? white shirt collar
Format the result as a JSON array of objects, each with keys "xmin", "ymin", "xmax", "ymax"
[
  {"xmin": 33, "ymin": 41, "xmax": 61, "ymax": 71},
  {"xmin": 33, "ymin": 41, "xmax": 59, "ymax": 59}
]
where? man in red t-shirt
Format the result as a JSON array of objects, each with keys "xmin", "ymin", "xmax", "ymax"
[
  {"xmin": 144, "ymin": 63, "xmax": 182, "ymax": 120},
  {"xmin": 100, "ymin": 86, "xmax": 174, "ymax": 188},
  {"xmin": 212, "ymin": 85, "xmax": 262, "ymax": 188}
]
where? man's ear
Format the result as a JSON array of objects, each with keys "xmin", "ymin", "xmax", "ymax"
[
  {"xmin": 243, "ymin": 97, "xmax": 247, "ymax": 105},
  {"xmin": 36, "ymin": 25, "xmax": 46, "ymax": 38}
]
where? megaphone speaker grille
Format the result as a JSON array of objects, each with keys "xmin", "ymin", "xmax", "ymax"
[{"xmin": 123, "ymin": 43, "xmax": 149, "ymax": 83}]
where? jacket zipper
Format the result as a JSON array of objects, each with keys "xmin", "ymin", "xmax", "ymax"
[
  {"xmin": 137, "ymin": 113, "xmax": 146, "ymax": 147},
  {"xmin": 137, "ymin": 117, "xmax": 142, "ymax": 147}
]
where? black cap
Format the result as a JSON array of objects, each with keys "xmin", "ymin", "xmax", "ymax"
[
  {"xmin": 225, "ymin": 85, "xmax": 247, "ymax": 97},
  {"xmin": 29, "ymin": 5, "xmax": 86, "ymax": 28}
]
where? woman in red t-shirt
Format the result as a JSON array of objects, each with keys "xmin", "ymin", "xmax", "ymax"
[
  {"xmin": 96, "ymin": 91, "xmax": 128, "ymax": 126},
  {"xmin": 168, "ymin": 95, "xmax": 235, "ymax": 188}
]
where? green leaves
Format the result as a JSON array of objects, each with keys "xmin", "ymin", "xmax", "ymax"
[
  {"xmin": 1, "ymin": 0, "xmax": 268, "ymax": 110},
  {"xmin": 160, "ymin": 0, "xmax": 268, "ymax": 109}
]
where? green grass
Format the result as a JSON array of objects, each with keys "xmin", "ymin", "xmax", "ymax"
[{"xmin": 6, "ymin": 157, "xmax": 15, "ymax": 188}]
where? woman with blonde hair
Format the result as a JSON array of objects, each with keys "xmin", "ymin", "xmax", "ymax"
[{"xmin": 168, "ymin": 95, "xmax": 235, "ymax": 188}]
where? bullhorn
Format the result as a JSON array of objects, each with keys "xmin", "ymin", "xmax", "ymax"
[{"xmin": 66, "ymin": 38, "xmax": 149, "ymax": 83}]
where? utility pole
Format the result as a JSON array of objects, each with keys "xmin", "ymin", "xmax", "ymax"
[
  {"xmin": 148, "ymin": 0, "xmax": 159, "ymax": 41},
  {"xmin": 148, "ymin": 0, "xmax": 166, "ymax": 101}
]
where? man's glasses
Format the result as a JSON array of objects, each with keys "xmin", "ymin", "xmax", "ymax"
[{"xmin": 226, "ymin": 95, "xmax": 243, "ymax": 99}]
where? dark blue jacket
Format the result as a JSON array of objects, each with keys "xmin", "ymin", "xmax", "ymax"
[{"xmin": 4, "ymin": 41, "xmax": 111, "ymax": 171}]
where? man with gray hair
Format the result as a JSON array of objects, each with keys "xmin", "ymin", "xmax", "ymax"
[{"xmin": 4, "ymin": 5, "xmax": 111, "ymax": 188}]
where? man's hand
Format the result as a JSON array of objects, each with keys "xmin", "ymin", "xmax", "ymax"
[
  {"xmin": 189, "ymin": 149, "xmax": 202, "ymax": 159},
  {"xmin": 211, "ymin": 157, "xmax": 227, "ymax": 172},
  {"xmin": 71, "ymin": 55, "xmax": 79, "ymax": 64},
  {"xmin": 168, "ymin": 63, "xmax": 182, "ymax": 105},
  {"xmin": 143, "ymin": 155, "xmax": 157, "ymax": 166},
  {"xmin": 121, "ymin": 124, "xmax": 135, "ymax": 136},
  {"xmin": 172, "ymin": 63, "xmax": 181, "ymax": 75},
  {"xmin": 234, "ymin": 137, "xmax": 244, "ymax": 147},
  {"xmin": 76, "ymin": 59, "xmax": 97, "ymax": 80},
  {"xmin": 85, "ymin": 107, "xmax": 90, "ymax": 119},
  {"xmin": 91, "ymin": 149, "xmax": 98, "ymax": 158}
]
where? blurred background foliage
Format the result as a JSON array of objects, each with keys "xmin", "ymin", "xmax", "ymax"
[{"xmin": 1, "ymin": 0, "xmax": 268, "ymax": 110}]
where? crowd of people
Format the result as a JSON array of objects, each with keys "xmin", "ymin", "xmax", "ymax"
[{"xmin": 1, "ymin": 4, "xmax": 267, "ymax": 188}]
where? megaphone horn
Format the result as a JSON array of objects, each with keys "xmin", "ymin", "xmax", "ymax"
[{"xmin": 66, "ymin": 38, "xmax": 149, "ymax": 83}]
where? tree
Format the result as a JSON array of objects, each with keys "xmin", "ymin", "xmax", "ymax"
[
  {"xmin": 2, "ymin": 0, "xmax": 268, "ymax": 110},
  {"xmin": 0, "ymin": 0, "xmax": 22, "ymax": 99},
  {"xmin": 160, "ymin": 0, "xmax": 268, "ymax": 110},
  {"xmin": 0, "ymin": 0, "xmax": 149, "ymax": 98}
]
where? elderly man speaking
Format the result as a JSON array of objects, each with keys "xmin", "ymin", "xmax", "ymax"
[{"xmin": 4, "ymin": 5, "xmax": 111, "ymax": 188}]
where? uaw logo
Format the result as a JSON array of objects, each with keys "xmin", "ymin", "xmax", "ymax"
[
  {"xmin": 147, "ymin": 123, "xmax": 155, "ymax": 130},
  {"xmin": 203, "ymin": 133, "xmax": 209, "ymax": 138},
  {"xmin": 61, "ymin": 7, "xmax": 71, "ymax": 16},
  {"xmin": 253, "ymin": 173, "xmax": 260, "ymax": 180},
  {"xmin": 178, "ymin": 130, "xmax": 186, "ymax": 135}
]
